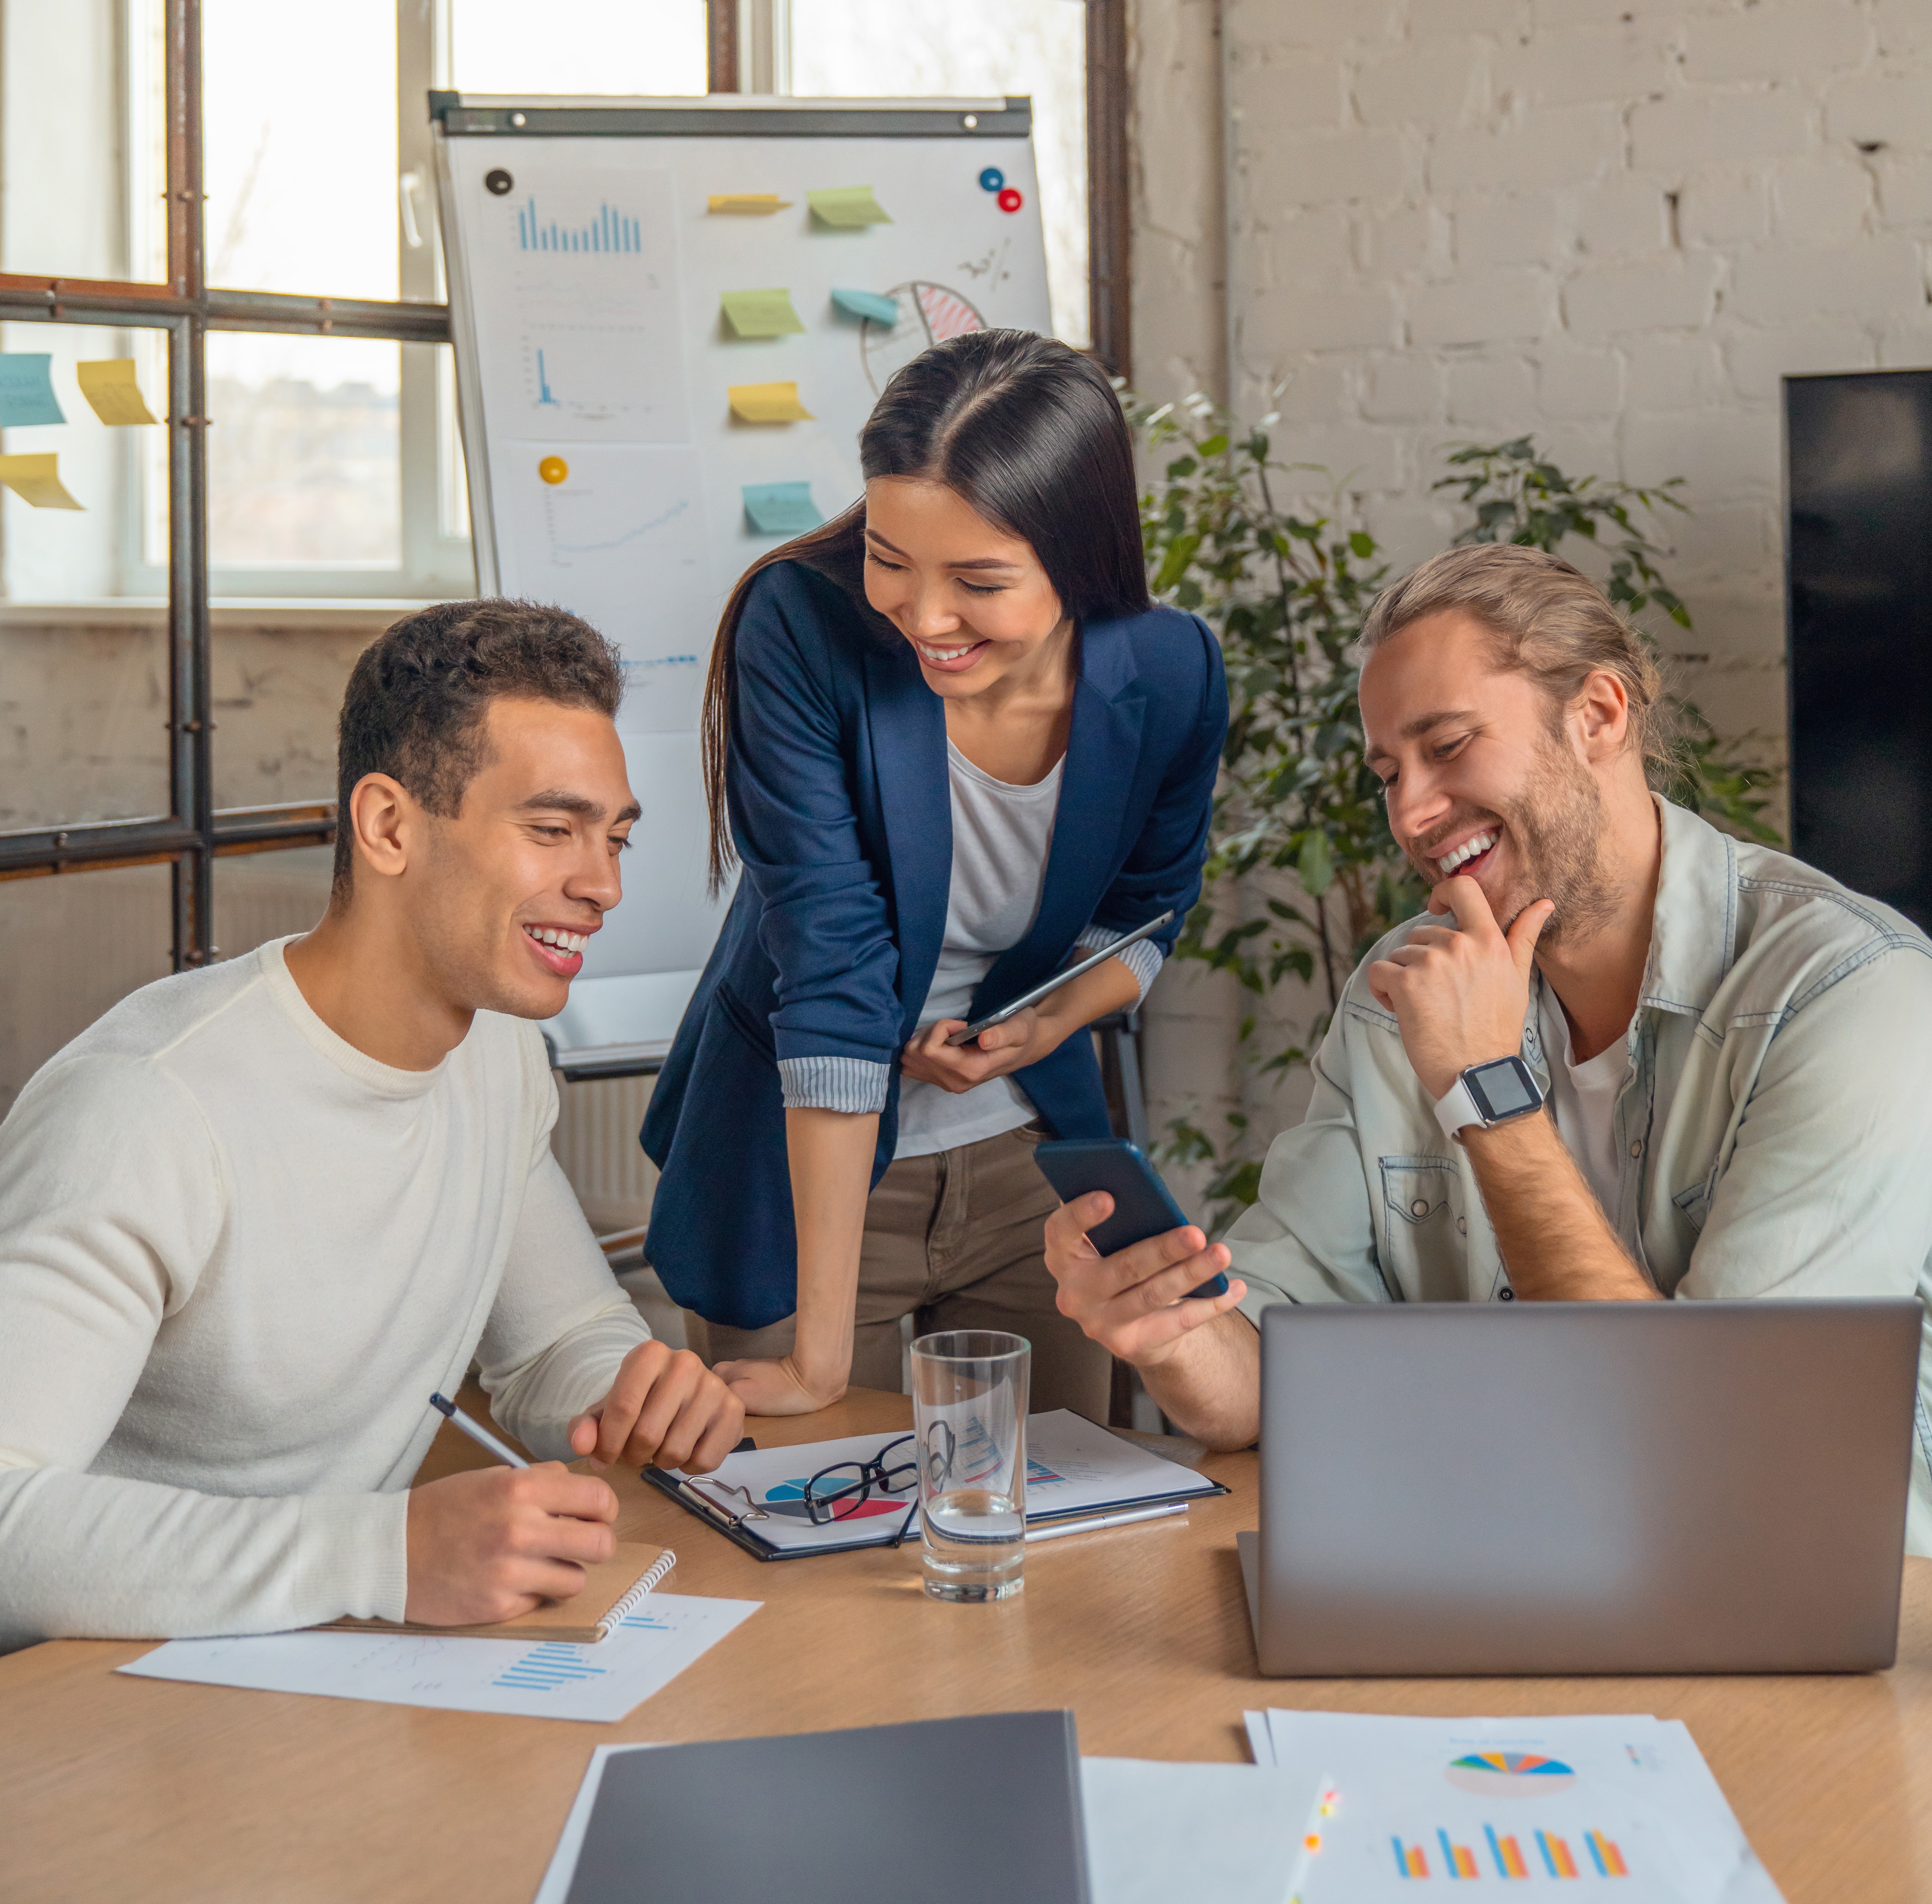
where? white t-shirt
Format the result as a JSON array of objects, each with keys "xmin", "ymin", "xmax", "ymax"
[
  {"xmin": 0, "ymin": 938, "xmax": 650, "ymax": 1651},
  {"xmin": 1537, "ymin": 982, "xmax": 1633, "ymax": 1235},
  {"xmin": 894, "ymin": 741, "xmax": 1062, "ymax": 1160}
]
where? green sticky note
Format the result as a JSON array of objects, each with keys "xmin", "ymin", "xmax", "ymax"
[
  {"xmin": 0, "ymin": 355, "xmax": 65, "ymax": 427},
  {"xmin": 807, "ymin": 185, "xmax": 892, "ymax": 229},
  {"xmin": 831, "ymin": 286, "xmax": 901, "ymax": 325},
  {"xmin": 743, "ymin": 481, "xmax": 825, "ymax": 536},
  {"xmin": 720, "ymin": 287, "xmax": 808, "ymax": 339}
]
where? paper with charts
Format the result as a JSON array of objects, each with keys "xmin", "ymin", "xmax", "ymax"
[
  {"xmin": 1253, "ymin": 1710, "xmax": 1784, "ymax": 1902},
  {"xmin": 116, "ymin": 1592, "xmax": 760, "ymax": 1724}
]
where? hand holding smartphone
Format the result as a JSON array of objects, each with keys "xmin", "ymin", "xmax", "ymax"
[{"xmin": 1031, "ymin": 1138, "xmax": 1231, "ymax": 1301}]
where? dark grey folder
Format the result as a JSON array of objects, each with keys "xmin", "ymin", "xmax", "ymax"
[{"xmin": 563, "ymin": 1710, "xmax": 1092, "ymax": 1904}]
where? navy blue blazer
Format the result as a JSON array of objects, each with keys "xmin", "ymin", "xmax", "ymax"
[{"xmin": 641, "ymin": 560, "xmax": 1228, "ymax": 1329}]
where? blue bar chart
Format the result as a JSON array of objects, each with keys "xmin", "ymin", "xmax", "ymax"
[
  {"xmin": 516, "ymin": 196, "xmax": 641, "ymax": 253},
  {"xmin": 491, "ymin": 1643, "xmax": 612, "ymax": 1693}
]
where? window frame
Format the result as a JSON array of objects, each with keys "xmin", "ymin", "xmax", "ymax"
[{"xmin": 0, "ymin": 0, "xmax": 1130, "ymax": 970}]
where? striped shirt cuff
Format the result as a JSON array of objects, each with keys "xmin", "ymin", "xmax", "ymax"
[
  {"xmin": 777, "ymin": 1054, "xmax": 892, "ymax": 1113},
  {"xmin": 1075, "ymin": 923, "xmax": 1165, "ymax": 1007}
]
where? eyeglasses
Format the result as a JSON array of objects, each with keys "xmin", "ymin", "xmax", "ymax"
[{"xmin": 802, "ymin": 1433, "xmax": 920, "ymax": 1526}]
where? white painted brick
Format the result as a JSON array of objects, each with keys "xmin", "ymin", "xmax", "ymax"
[
  {"xmin": 1678, "ymin": 173, "xmax": 1771, "ymax": 247},
  {"xmin": 1724, "ymin": 320, "xmax": 1878, "ymax": 400},
  {"xmin": 1232, "ymin": 0, "xmax": 1402, "ymax": 55},
  {"xmin": 1492, "ymin": 27, "xmax": 1672, "ymax": 109},
  {"xmin": 1271, "ymin": 423, "xmax": 1403, "ymax": 489},
  {"xmin": 1684, "ymin": 7, "xmax": 1874, "ymax": 84},
  {"xmin": 1260, "ymin": 282, "xmax": 1404, "ymax": 351},
  {"xmin": 1409, "ymin": 268, "xmax": 1554, "ymax": 344},
  {"xmin": 1824, "ymin": 72, "xmax": 1932, "ymax": 151},
  {"xmin": 1273, "ymin": 357, "xmax": 1354, "ymax": 423},
  {"xmin": 1770, "ymin": 159, "xmax": 1874, "ymax": 240},
  {"xmin": 1360, "ymin": 495, "xmax": 1462, "ymax": 570},
  {"xmin": 1239, "ymin": 51, "xmax": 1349, "ymax": 130},
  {"xmin": 1364, "ymin": 205, "xmax": 1452, "ymax": 275},
  {"xmin": 1446, "ymin": 353, "xmax": 1538, "ymax": 423},
  {"xmin": 1458, "ymin": 192, "xmax": 1562, "ymax": 267},
  {"xmin": 1354, "ymin": 41, "xmax": 1483, "ymax": 132},
  {"xmin": 1875, "ymin": 156, "xmax": 1932, "ymax": 229},
  {"xmin": 1629, "ymin": 91, "xmax": 1814, "ymax": 175},
  {"xmin": 1875, "ymin": 313, "xmax": 1932, "ymax": 367},
  {"xmin": 1520, "ymin": 423, "xmax": 1620, "ymax": 481},
  {"xmin": 1621, "ymin": 408, "xmax": 1784, "ymax": 502},
  {"xmin": 1875, "ymin": 0, "xmax": 1932, "ymax": 58},
  {"xmin": 1563, "ymin": 254, "xmax": 1720, "ymax": 335},
  {"xmin": 1252, "ymin": 208, "xmax": 1356, "ymax": 284},
  {"xmin": 1361, "ymin": 355, "xmax": 1442, "ymax": 423},
  {"xmin": 1429, "ymin": 107, "xmax": 1623, "ymax": 193},
  {"xmin": 1536, "ymin": 345, "xmax": 1624, "ymax": 416},
  {"xmin": 1662, "ymin": 506, "xmax": 1778, "ymax": 585},
  {"xmin": 1728, "ymin": 236, "xmax": 1925, "ymax": 321},
  {"xmin": 1262, "ymin": 128, "xmax": 1413, "ymax": 205},
  {"xmin": 1623, "ymin": 335, "xmax": 1728, "ymax": 409},
  {"xmin": 1532, "ymin": 0, "xmax": 1709, "ymax": 23},
  {"xmin": 1573, "ymin": 177, "xmax": 1671, "ymax": 256}
]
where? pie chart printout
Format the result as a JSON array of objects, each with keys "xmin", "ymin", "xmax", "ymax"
[{"xmin": 1443, "ymin": 1752, "xmax": 1580, "ymax": 1799}]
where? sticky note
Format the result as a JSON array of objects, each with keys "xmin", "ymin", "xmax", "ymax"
[
  {"xmin": 0, "ymin": 453, "xmax": 83, "ymax": 509},
  {"xmin": 831, "ymin": 287, "xmax": 901, "ymax": 325},
  {"xmin": 807, "ymin": 185, "xmax": 891, "ymax": 229},
  {"xmin": 728, "ymin": 381, "xmax": 814, "ymax": 424},
  {"xmin": 720, "ymin": 288, "xmax": 807, "ymax": 339},
  {"xmin": 708, "ymin": 194, "xmax": 791, "ymax": 215},
  {"xmin": 76, "ymin": 358, "xmax": 159, "ymax": 426},
  {"xmin": 0, "ymin": 355, "xmax": 64, "ymax": 426},
  {"xmin": 743, "ymin": 481, "xmax": 825, "ymax": 536}
]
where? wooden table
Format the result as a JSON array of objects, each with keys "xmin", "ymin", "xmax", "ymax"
[{"xmin": 6, "ymin": 1387, "xmax": 1932, "ymax": 1902}]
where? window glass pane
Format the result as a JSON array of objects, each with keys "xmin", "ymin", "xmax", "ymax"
[
  {"xmin": 0, "ymin": 864, "xmax": 173, "ymax": 1110},
  {"xmin": 212, "ymin": 845, "xmax": 333, "ymax": 960},
  {"xmin": 789, "ymin": 0, "xmax": 1088, "ymax": 346},
  {"xmin": 210, "ymin": 614, "xmax": 371, "ymax": 812},
  {"xmin": 448, "ymin": 0, "xmax": 708, "ymax": 95},
  {"xmin": 202, "ymin": 0, "xmax": 398, "ymax": 298},
  {"xmin": 1, "ymin": 0, "xmax": 167, "ymax": 282},
  {"xmin": 206, "ymin": 333, "xmax": 401, "ymax": 568}
]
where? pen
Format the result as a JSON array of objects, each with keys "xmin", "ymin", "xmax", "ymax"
[
  {"xmin": 428, "ymin": 1391, "xmax": 529, "ymax": 1469},
  {"xmin": 1023, "ymin": 1502, "xmax": 1188, "ymax": 1544}
]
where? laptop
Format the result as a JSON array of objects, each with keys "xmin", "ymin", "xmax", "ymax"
[{"xmin": 1238, "ymin": 1300, "xmax": 1921, "ymax": 1675}]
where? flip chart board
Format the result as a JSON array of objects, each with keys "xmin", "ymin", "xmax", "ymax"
[{"xmin": 433, "ymin": 93, "xmax": 1054, "ymax": 1055}]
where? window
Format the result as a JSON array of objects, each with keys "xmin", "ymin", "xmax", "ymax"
[{"xmin": 0, "ymin": 0, "xmax": 1126, "ymax": 1099}]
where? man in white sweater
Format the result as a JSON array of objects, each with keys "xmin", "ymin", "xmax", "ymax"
[{"xmin": 0, "ymin": 599, "xmax": 742, "ymax": 1652}]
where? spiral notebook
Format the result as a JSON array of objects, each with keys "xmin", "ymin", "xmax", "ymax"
[{"xmin": 316, "ymin": 1543, "xmax": 675, "ymax": 1645}]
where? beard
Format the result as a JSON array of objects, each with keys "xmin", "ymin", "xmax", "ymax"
[{"xmin": 1409, "ymin": 736, "xmax": 1616, "ymax": 949}]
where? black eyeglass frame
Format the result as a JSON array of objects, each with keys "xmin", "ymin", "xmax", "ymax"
[{"xmin": 802, "ymin": 1433, "xmax": 920, "ymax": 1526}]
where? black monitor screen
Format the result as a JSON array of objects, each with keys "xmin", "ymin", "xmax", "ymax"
[{"xmin": 1786, "ymin": 370, "xmax": 1932, "ymax": 928}]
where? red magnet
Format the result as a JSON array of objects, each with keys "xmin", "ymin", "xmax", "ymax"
[{"xmin": 997, "ymin": 186, "xmax": 1023, "ymax": 214}]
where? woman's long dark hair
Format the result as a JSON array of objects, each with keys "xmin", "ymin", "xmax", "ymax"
[{"xmin": 699, "ymin": 329, "xmax": 1150, "ymax": 888}]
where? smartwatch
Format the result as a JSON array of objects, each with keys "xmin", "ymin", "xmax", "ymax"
[{"xmin": 1434, "ymin": 1054, "xmax": 1545, "ymax": 1142}]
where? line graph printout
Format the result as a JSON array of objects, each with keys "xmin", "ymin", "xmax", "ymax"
[
  {"xmin": 493, "ymin": 444, "xmax": 717, "ymax": 733},
  {"xmin": 116, "ymin": 1593, "xmax": 761, "ymax": 1724}
]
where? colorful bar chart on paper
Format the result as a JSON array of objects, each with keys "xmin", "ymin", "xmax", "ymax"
[
  {"xmin": 1584, "ymin": 1831, "xmax": 1629, "ymax": 1877},
  {"xmin": 1390, "ymin": 1824, "xmax": 1627, "ymax": 1880},
  {"xmin": 1484, "ymin": 1825, "xmax": 1531, "ymax": 1879},
  {"xmin": 516, "ymin": 196, "xmax": 641, "ymax": 253},
  {"xmin": 1392, "ymin": 1838, "xmax": 1431, "ymax": 1878},
  {"xmin": 491, "ymin": 1643, "xmax": 613, "ymax": 1692},
  {"xmin": 1437, "ymin": 1831, "xmax": 1479, "ymax": 1878},
  {"xmin": 1535, "ymin": 1830, "xmax": 1581, "ymax": 1878}
]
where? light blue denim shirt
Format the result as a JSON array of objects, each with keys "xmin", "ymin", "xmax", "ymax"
[{"xmin": 1229, "ymin": 796, "xmax": 1932, "ymax": 1553}]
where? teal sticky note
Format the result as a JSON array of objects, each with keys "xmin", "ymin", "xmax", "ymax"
[
  {"xmin": 743, "ymin": 481, "xmax": 825, "ymax": 536},
  {"xmin": 831, "ymin": 287, "xmax": 901, "ymax": 325},
  {"xmin": 0, "ymin": 355, "xmax": 65, "ymax": 426}
]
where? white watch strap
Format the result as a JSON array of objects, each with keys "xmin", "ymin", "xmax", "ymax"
[{"xmin": 1434, "ymin": 1077, "xmax": 1485, "ymax": 1141}]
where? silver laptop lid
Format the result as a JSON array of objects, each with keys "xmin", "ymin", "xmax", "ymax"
[{"xmin": 1255, "ymin": 1300, "xmax": 1920, "ymax": 1677}]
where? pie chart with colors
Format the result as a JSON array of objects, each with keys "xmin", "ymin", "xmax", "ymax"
[{"xmin": 1444, "ymin": 1752, "xmax": 1579, "ymax": 1798}]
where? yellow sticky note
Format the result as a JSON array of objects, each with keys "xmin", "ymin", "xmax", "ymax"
[
  {"xmin": 0, "ymin": 453, "xmax": 83, "ymax": 509},
  {"xmin": 808, "ymin": 185, "xmax": 891, "ymax": 229},
  {"xmin": 76, "ymin": 358, "xmax": 159, "ymax": 426},
  {"xmin": 728, "ymin": 381, "xmax": 814, "ymax": 424},
  {"xmin": 708, "ymin": 193, "xmax": 791, "ymax": 215},
  {"xmin": 720, "ymin": 287, "xmax": 807, "ymax": 339}
]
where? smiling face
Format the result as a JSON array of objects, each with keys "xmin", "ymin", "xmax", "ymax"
[
  {"xmin": 1360, "ymin": 610, "xmax": 1617, "ymax": 946},
  {"xmin": 861, "ymin": 476, "xmax": 1072, "ymax": 698},
  {"xmin": 401, "ymin": 695, "xmax": 639, "ymax": 1020}
]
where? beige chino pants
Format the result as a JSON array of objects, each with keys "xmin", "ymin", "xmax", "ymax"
[{"xmin": 683, "ymin": 1123, "xmax": 1112, "ymax": 1420}]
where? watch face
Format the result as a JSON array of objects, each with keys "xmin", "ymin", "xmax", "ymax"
[{"xmin": 1466, "ymin": 1056, "xmax": 1539, "ymax": 1122}]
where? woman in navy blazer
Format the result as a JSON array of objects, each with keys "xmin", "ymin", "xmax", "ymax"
[{"xmin": 643, "ymin": 331, "xmax": 1233, "ymax": 1419}]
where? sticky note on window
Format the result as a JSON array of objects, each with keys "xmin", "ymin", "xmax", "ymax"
[
  {"xmin": 807, "ymin": 186, "xmax": 891, "ymax": 229},
  {"xmin": 831, "ymin": 287, "xmax": 901, "ymax": 325},
  {"xmin": 709, "ymin": 193, "xmax": 790, "ymax": 215},
  {"xmin": 728, "ymin": 381, "xmax": 814, "ymax": 424},
  {"xmin": 720, "ymin": 288, "xmax": 807, "ymax": 339},
  {"xmin": 76, "ymin": 359, "xmax": 159, "ymax": 426},
  {"xmin": 0, "ymin": 355, "xmax": 65, "ymax": 427},
  {"xmin": 743, "ymin": 481, "xmax": 825, "ymax": 536},
  {"xmin": 0, "ymin": 453, "xmax": 83, "ymax": 509}
]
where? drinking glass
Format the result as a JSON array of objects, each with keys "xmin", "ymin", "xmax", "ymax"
[{"xmin": 909, "ymin": 1329, "xmax": 1030, "ymax": 1602}]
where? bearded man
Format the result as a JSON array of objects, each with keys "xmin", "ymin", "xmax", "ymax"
[{"xmin": 1042, "ymin": 542, "xmax": 1932, "ymax": 1549}]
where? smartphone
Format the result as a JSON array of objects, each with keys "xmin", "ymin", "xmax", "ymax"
[{"xmin": 1032, "ymin": 1137, "xmax": 1231, "ymax": 1301}]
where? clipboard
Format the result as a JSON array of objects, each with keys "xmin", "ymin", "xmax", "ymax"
[{"xmin": 642, "ymin": 1463, "xmax": 918, "ymax": 1562}]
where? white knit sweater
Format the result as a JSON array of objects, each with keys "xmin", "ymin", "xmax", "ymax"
[{"xmin": 0, "ymin": 938, "xmax": 651, "ymax": 1652}]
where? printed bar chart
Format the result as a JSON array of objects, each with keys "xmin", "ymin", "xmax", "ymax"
[
  {"xmin": 1535, "ymin": 1829, "xmax": 1580, "ymax": 1879},
  {"xmin": 1585, "ymin": 1831, "xmax": 1629, "ymax": 1877},
  {"xmin": 1392, "ymin": 1824, "xmax": 1627, "ymax": 1880},
  {"xmin": 1484, "ymin": 1825, "xmax": 1531, "ymax": 1879},
  {"xmin": 1393, "ymin": 1838, "xmax": 1431, "ymax": 1878},
  {"xmin": 516, "ymin": 196, "xmax": 642, "ymax": 253},
  {"xmin": 1436, "ymin": 1830, "xmax": 1479, "ymax": 1878},
  {"xmin": 491, "ymin": 1643, "xmax": 612, "ymax": 1692}
]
